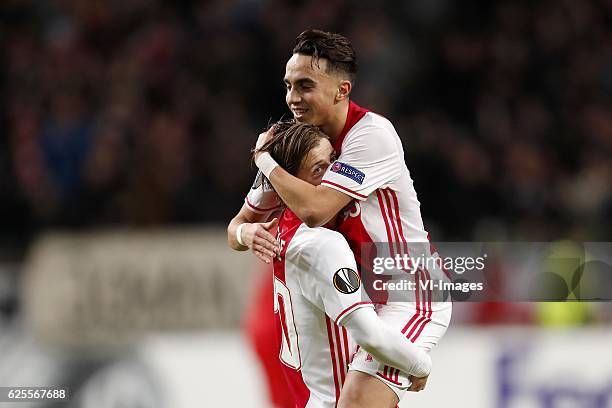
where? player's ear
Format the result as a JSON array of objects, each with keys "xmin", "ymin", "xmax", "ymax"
[{"xmin": 336, "ymin": 80, "xmax": 352, "ymax": 102}]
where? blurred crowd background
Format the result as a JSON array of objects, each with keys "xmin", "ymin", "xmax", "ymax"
[{"xmin": 2, "ymin": 0, "xmax": 612, "ymax": 252}]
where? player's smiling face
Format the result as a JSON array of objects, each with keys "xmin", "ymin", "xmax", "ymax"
[
  {"xmin": 284, "ymin": 54, "xmax": 341, "ymax": 126},
  {"xmin": 295, "ymin": 138, "xmax": 335, "ymax": 186}
]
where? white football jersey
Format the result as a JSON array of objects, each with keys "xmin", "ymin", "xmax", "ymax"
[
  {"xmin": 247, "ymin": 101, "xmax": 444, "ymax": 287},
  {"xmin": 273, "ymin": 209, "xmax": 373, "ymax": 408},
  {"xmin": 250, "ymin": 101, "xmax": 452, "ymax": 395}
]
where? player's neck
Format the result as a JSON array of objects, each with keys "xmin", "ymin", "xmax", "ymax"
[{"xmin": 321, "ymin": 100, "xmax": 350, "ymax": 143}]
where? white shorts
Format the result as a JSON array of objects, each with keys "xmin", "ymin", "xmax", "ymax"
[{"xmin": 348, "ymin": 301, "xmax": 452, "ymax": 400}]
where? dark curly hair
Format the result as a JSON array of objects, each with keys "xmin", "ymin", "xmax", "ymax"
[{"xmin": 293, "ymin": 29, "xmax": 357, "ymax": 82}]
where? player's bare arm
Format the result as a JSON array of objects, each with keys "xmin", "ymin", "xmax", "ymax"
[
  {"xmin": 340, "ymin": 308, "xmax": 431, "ymax": 378},
  {"xmin": 254, "ymin": 130, "xmax": 352, "ymax": 227},
  {"xmin": 227, "ymin": 204, "xmax": 279, "ymax": 263},
  {"xmin": 269, "ymin": 163, "xmax": 351, "ymax": 227}
]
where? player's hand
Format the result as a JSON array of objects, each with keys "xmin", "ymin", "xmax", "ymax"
[
  {"xmin": 408, "ymin": 374, "xmax": 428, "ymax": 392},
  {"xmin": 253, "ymin": 129, "xmax": 274, "ymax": 160},
  {"xmin": 240, "ymin": 218, "xmax": 279, "ymax": 263}
]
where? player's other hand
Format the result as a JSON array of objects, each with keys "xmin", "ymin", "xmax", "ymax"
[
  {"xmin": 253, "ymin": 129, "xmax": 274, "ymax": 160},
  {"xmin": 408, "ymin": 374, "xmax": 428, "ymax": 392},
  {"xmin": 241, "ymin": 218, "xmax": 279, "ymax": 264}
]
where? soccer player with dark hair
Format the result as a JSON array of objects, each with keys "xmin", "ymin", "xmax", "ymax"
[{"xmin": 229, "ymin": 30, "xmax": 452, "ymax": 408}]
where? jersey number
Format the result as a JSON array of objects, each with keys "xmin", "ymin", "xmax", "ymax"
[
  {"xmin": 273, "ymin": 277, "xmax": 301, "ymax": 370},
  {"xmin": 341, "ymin": 201, "xmax": 361, "ymax": 221}
]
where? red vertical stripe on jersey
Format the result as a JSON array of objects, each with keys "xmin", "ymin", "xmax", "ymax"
[
  {"xmin": 325, "ymin": 316, "xmax": 341, "ymax": 401},
  {"xmin": 342, "ymin": 327, "xmax": 351, "ymax": 369},
  {"xmin": 407, "ymin": 269, "xmax": 430, "ymax": 343},
  {"xmin": 406, "ymin": 314, "xmax": 426, "ymax": 340},
  {"xmin": 419, "ymin": 268, "xmax": 429, "ymax": 327},
  {"xmin": 388, "ymin": 187, "xmax": 427, "ymax": 343},
  {"xmin": 408, "ymin": 312, "xmax": 427, "ymax": 342},
  {"xmin": 334, "ymin": 323, "xmax": 346, "ymax": 385},
  {"xmin": 405, "ymin": 270, "xmax": 426, "ymax": 340},
  {"xmin": 410, "ymin": 267, "xmax": 433, "ymax": 343},
  {"xmin": 401, "ymin": 270, "xmax": 421, "ymax": 334},
  {"xmin": 384, "ymin": 187, "xmax": 434, "ymax": 344},
  {"xmin": 415, "ymin": 268, "xmax": 421, "ymax": 312},
  {"xmin": 376, "ymin": 190, "xmax": 395, "ymax": 258},
  {"xmin": 382, "ymin": 190, "xmax": 402, "ymax": 257},
  {"xmin": 401, "ymin": 313, "xmax": 420, "ymax": 334},
  {"xmin": 426, "ymin": 268, "xmax": 433, "ymax": 318},
  {"xmin": 389, "ymin": 189, "xmax": 409, "ymax": 256}
]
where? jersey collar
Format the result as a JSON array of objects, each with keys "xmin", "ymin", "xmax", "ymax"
[
  {"xmin": 282, "ymin": 208, "xmax": 303, "ymax": 227},
  {"xmin": 332, "ymin": 100, "xmax": 369, "ymax": 154}
]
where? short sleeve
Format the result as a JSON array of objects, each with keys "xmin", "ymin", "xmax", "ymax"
[
  {"xmin": 321, "ymin": 124, "xmax": 402, "ymax": 200},
  {"xmin": 245, "ymin": 170, "xmax": 282, "ymax": 215},
  {"xmin": 297, "ymin": 229, "xmax": 373, "ymax": 325}
]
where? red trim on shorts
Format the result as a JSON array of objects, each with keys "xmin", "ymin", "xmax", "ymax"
[
  {"xmin": 321, "ymin": 180, "xmax": 368, "ymax": 199},
  {"xmin": 376, "ymin": 371, "xmax": 403, "ymax": 386},
  {"xmin": 381, "ymin": 367, "xmax": 400, "ymax": 386}
]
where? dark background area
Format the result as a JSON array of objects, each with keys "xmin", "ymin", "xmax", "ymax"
[{"xmin": 2, "ymin": 0, "xmax": 612, "ymax": 256}]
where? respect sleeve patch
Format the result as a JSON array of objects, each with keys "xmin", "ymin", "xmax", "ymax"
[{"xmin": 330, "ymin": 162, "xmax": 365, "ymax": 184}]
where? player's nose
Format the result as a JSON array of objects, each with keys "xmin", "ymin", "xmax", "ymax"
[{"xmin": 286, "ymin": 87, "xmax": 301, "ymax": 105}]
